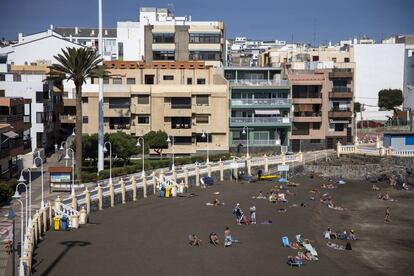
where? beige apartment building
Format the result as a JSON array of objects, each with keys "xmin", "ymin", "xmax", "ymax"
[
  {"xmin": 61, "ymin": 61, "xmax": 229, "ymax": 155},
  {"xmin": 288, "ymin": 64, "xmax": 354, "ymax": 151}
]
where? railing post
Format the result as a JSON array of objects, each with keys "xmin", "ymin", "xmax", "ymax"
[
  {"xmin": 36, "ymin": 210, "xmax": 41, "ymax": 239},
  {"xmin": 33, "ymin": 214, "xmax": 38, "ymax": 244},
  {"xmin": 232, "ymin": 157, "xmax": 238, "ymax": 180},
  {"xmin": 97, "ymin": 184, "xmax": 103, "ymax": 211},
  {"xmin": 281, "ymin": 153, "xmax": 286, "ymax": 165},
  {"xmin": 131, "ymin": 176, "xmax": 137, "ymax": 201},
  {"xmin": 172, "ymin": 168, "xmax": 177, "ymax": 182},
  {"xmin": 54, "ymin": 196, "xmax": 61, "ymax": 212},
  {"xmin": 109, "ymin": 182, "xmax": 114, "ymax": 207},
  {"xmin": 337, "ymin": 141, "xmax": 342, "ymax": 157},
  {"xmin": 41, "ymin": 206, "xmax": 47, "ymax": 233},
  {"xmin": 142, "ymin": 174, "xmax": 147, "ymax": 198},
  {"xmin": 152, "ymin": 172, "xmax": 157, "ymax": 195},
  {"xmin": 195, "ymin": 163, "xmax": 200, "ymax": 187},
  {"xmin": 354, "ymin": 140, "xmax": 359, "ymax": 154},
  {"xmin": 120, "ymin": 178, "xmax": 126, "ymax": 204},
  {"xmin": 70, "ymin": 212, "xmax": 79, "ymax": 229},
  {"xmin": 79, "ymin": 206, "xmax": 87, "ymax": 225},
  {"xmin": 159, "ymin": 170, "xmax": 165, "ymax": 183},
  {"xmin": 184, "ymin": 167, "xmax": 189, "ymax": 186},
  {"xmin": 247, "ymin": 156, "xmax": 252, "ymax": 175},
  {"xmin": 84, "ymin": 187, "xmax": 90, "ymax": 214},
  {"xmin": 48, "ymin": 201, "xmax": 52, "ymax": 228},
  {"xmin": 207, "ymin": 163, "xmax": 211, "ymax": 177},
  {"xmin": 71, "ymin": 192, "xmax": 77, "ymax": 210},
  {"xmin": 219, "ymin": 159, "xmax": 224, "ymax": 181},
  {"xmin": 264, "ymin": 154, "xmax": 269, "ymax": 174},
  {"xmin": 376, "ymin": 135, "xmax": 380, "ymax": 149}
]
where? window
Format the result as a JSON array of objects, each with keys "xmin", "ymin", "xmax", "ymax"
[
  {"xmin": 36, "ymin": 112, "xmax": 44, "ymax": 123},
  {"xmin": 118, "ymin": 42, "xmax": 124, "ymax": 59},
  {"xmin": 127, "ymin": 78, "xmax": 136, "ymax": 85},
  {"xmin": 13, "ymin": 74, "xmax": 21, "ymax": 82},
  {"xmin": 153, "ymin": 33, "xmax": 175, "ymax": 43},
  {"xmin": 137, "ymin": 95, "xmax": 149, "ymax": 104},
  {"xmin": 174, "ymin": 136, "xmax": 192, "ymax": 145},
  {"xmin": 108, "ymin": 97, "xmax": 130, "ymax": 109},
  {"xmin": 138, "ymin": 116, "xmax": 149, "ymax": 124},
  {"xmin": 36, "ymin": 92, "xmax": 43, "ymax": 103},
  {"xmin": 0, "ymin": 74, "xmax": 5, "ymax": 81},
  {"xmin": 312, "ymin": 122, "xmax": 320, "ymax": 129},
  {"xmin": 195, "ymin": 133, "xmax": 212, "ymax": 142},
  {"xmin": 103, "ymin": 78, "xmax": 109, "ymax": 84},
  {"xmin": 197, "ymin": 78, "xmax": 206, "ymax": 85},
  {"xmin": 171, "ymin": 97, "xmax": 191, "ymax": 108},
  {"xmin": 334, "ymin": 124, "xmax": 345, "ymax": 131},
  {"xmin": 153, "ymin": 51, "xmax": 175, "ymax": 61},
  {"xmin": 83, "ymin": 116, "xmax": 89, "ymax": 124},
  {"xmin": 189, "ymin": 51, "xmax": 221, "ymax": 61},
  {"xmin": 189, "ymin": 33, "xmax": 220, "ymax": 43},
  {"xmin": 145, "ymin": 75, "xmax": 154, "ymax": 84},
  {"xmin": 310, "ymin": 139, "xmax": 321, "ymax": 143},
  {"xmin": 187, "ymin": 78, "xmax": 192, "ymax": 85},
  {"xmin": 163, "ymin": 75, "xmax": 174, "ymax": 81},
  {"xmin": 344, "ymin": 57, "xmax": 350, "ymax": 63},
  {"xmin": 253, "ymin": 131, "xmax": 269, "ymax": 141},
  {"xmin": 195, "ymin": 95, "xmax": 209, "ymax": 106},
  {"xmin": 196, "ymin": 115, "xmax": 209, "ymax": 124},
  {"xmin": 112, "ymin": 78, "xmax": 122, "ymax": 85},
  {"xmin": 171, "ymin": 117, "xmax": 191, "ymax": 129},
  {"xmin": 82, "ymin": 97, "xmax": 88, "ymax": 103}
]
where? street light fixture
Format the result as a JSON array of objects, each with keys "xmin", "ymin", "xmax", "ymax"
[
  {"xmin": 201, "ymin": 130, "xmax": 210, "ymax": 164},
  {"xmin": 13, "ymin": 183, "xmax": 28, "ymax": 231},
  {"xmin": 242, "ymin": 126, "xmax": 250, "ymax": 158},
  {"xmin": 32, "ymin": 155, "xmax": 45, "ymax": 208},
  {"xmin": 71, "ymin": 127, "xmax": 76, "ymax": 137},
  {"xmin": 136, "ymin": 137, "xmax": 145, "ymax": 177},
  {"xmin": 64, "ymin": 148, "xmax": 75, "ymax": 195},
  {"xmin": 103, "ymin": 141, "xmax": 112, "ymax": 185},
  {"xmin": 18, "ymin": 168, "xmax": 32, "ymax": 225},
  {"xmin": 166, "ymin": 136, "xmax": 175, "ymax": 170}
]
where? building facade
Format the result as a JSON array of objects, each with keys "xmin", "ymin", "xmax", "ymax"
[
  {"xmin": 289, "ymin": 66, "xmax": 354, "ymax": 151},
  {"xmin": 224, "ymin": 68, "xmax": 291, "ymax": 152},
  {"xmin": 61, "ymin": 61, "xmax": 229, "ymax": 155}
]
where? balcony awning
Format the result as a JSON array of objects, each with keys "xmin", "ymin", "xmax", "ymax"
[
  {"xmin": 3, "ymin": 131, "xmax": 18, "ymax": 138},
  {"xmin": 329, "ymin": 119, "xmax": 350, "ymax": 124},
  {"xmin": 254, "ymin": 109, "xmax": 280, "ymax": 115}
]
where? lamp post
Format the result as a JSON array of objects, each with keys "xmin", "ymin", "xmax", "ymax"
[
  {"xmin": 103, "ymin": 141, "xmax": 112, "ymax": 185},
  {"xmin": 32, "ymin": 156, "xmax": 44, "ymax": 208},
  {"xmin": 71, "ymin": 127, "xmax": 76, "ymax": 137},
  {"xmin": 60, "ymin": 141, "xmax": 68, "ymax": 166},
  {"xmin": 13, "ymin": 184, "xmax": 28, "ymax": 231},
  {"xmin": 7, "ymin": 208, "xmax": 16, "ymax": 276},
  {"xmin": 242, "ymin": 126, "xmax": 250, "ymax": 158},
  {"xmin": 97, "ymin": 0, "xmax": 105, "ymax": 173},
  {"xmin": 64, "ymin": 148, "xmax": 75, "ymax": 195},
  {"xmin": 18, "ymin": 169, "xmax": 31, "ymax": 224},
  {"xmin": 11, "ymin": 197, "xmax": 25, "ymax": 260},
  {"xmin": 136, "ymin": 138, "xmax": 145, "ymax": 177},
  {"xmin": 166, "ymin": 136, "xmax": 175, "ymax": 170},
  {"xmin": 201, "ymin": 130, "xmax": 209, "ymax": 164}
]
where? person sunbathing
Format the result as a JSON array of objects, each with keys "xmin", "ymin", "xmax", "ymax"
[
  {"xmin": 286, "ymin": 190, "xmax": 296, "ymax": 196},
  {"xmin": 349, "ymin": 230, "xmax": 357, "ymax": 240},
  {"xmin": 252, "ymin": 191, "xmax": 267, "ymax": 199},
  {"xmin": 309, "ymin": 189, "xmax": 319, "ymax": 194},
  {"xmin": 189, "ymin": 234, "xmax": 202, "ymax": 246},
  {"xmin": 325, "ymin": 227, "xmax": 337, "ymax": 239},
  {"xmin": 372, "ymin": 184, "xmax": 380, "ymax": 191},
  {"xmin": 209, "ymin": 232, "xmax": 220, "ymax": 245}
]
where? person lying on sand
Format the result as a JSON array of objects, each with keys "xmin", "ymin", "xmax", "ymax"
[
  {"xmin": 206, "ymin": 199, "xmax": 225, "ymax": 206},
  {"xmin": 252, "ymin": 191, "xmax": 267, "ymax": 199},
  {"xmin": 324, "ymin": 227, "xmax": 337, "ymax": 239},
  {"xmin": 328, "ymin": 203, "xmax": 345, "ymax": 211},
  {"xmin": 372, "ymin": 184, "xmax": 380, "ymax": 191},
  {"xmin": 309, "ymin": 189, "xmax": 319, "ymax": 194},
  {"xmin": 349, "ymin": 230, "xmax": 357, "ymax": 240},
  {"xmin": 286, "ymin": 190, "xmax": 296, "ymax": 196},
  {"xmin": 321, "ymin": 183, "xmax": 336, "ymax": 189}
]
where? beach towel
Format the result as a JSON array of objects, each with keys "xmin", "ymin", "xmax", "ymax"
[
  {"xmin": 282, "ymin": 236, "xmax": 290, "ymax": 247},
  {"xmin": 287, "ymin": 257, "xmax": 303, "ymax": 267},
  {"xmin": 326, "ymin": 242, "xmax": 345, "ymax": 250},
  {"xmin": 304, "ymin": 243, "xmax": 318, "ymax": 256}
]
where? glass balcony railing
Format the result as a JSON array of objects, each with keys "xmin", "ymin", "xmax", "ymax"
[
  {"xmin": 232, "ymin": 139, "xmax": 279, "ymax": 146},
  {"xmin": 230, "ymin": 117, "xmax": 290, "ymax": 124},
  {"xmin": 229, "ymin": 79, "xmax": 289, "ymax": 87},
  {"xmin": 231, "ymin": 98, "xmax": 290, "ymax": 106}
]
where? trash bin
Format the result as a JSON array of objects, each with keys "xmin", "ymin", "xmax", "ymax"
[
  {"xmin": 60, "ymin": 216, "xmax": 69, "ymax": 231},
  {"xmin": 160, "ymin": 187, "xmax": 165, "ymax": 197},
  {"xmin": 54, "ymin": 216, "xmax": 60, "ymax": 231},
  {"xmin": 165, "ymin": 186, "xmax": 171, "ymax": 198},
  {"xmin": 171, "ymin": 186, "xmax": 177, "ymax": 197}
]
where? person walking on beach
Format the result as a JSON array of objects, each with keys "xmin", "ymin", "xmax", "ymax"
[
  {"xmin": 384, "ymin": 207, "xmax": 391, "ymax": 223},
  {"xmin": 249, "ymin": 204, "xmax": 256, "ymax": 224}
]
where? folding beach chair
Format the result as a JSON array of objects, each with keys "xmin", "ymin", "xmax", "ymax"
[
  {"xmin": 296, "ymin": 234, "xmax": 302, "ymax": 244},
  {"xmin": 282, "ymin": 236, "xmax": 290, "ymax": 248},
  {"xmin": 304, "ymin": 243, "xmax": 318, "ymax": 257}
]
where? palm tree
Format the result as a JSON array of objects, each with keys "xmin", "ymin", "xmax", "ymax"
[{"xmin": 48, "ymin": 47, "xmax": 107, "ymax": 179}]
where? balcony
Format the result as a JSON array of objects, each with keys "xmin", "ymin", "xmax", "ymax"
[
  {"xmin": 164, "ymin": 104, "xmax": 192, "ymax": 117},
  {"xmin": 192, "ymin": 105, "xmax": 211, "ymax": 114},
  {"xmin": 231, "ymin": 98, "xmax": 291, "ymax": 108},
  {"xmin": 292, "ymin": 98, "xmax": 322, "ymax": 104},
  {"xmin": 329, "ymin": 69, "xmax": 353, "ymax": 79},
  {"xmin": 0, "ymin": 115, "xmax": 24, "ymax": 131},
  {"xmin": 60, "ymin": 114, "xmax": 76, "ymax": 124},
  {"xmin": 104, "ymin": 103, "xmax": 131, "ymax": 117},
  {"xmin": 230, "ymin": 116, "xmax": 290, "ymax": 126},
  {"xmin": 131, "ymin": 125, "xmax": 151, "ymax": 136},
  {"xmin": 131, "ymin": 104, "xmax": 151, "ymax": 114},
  {"xmin": 329, "ymin": 108, "xmax": 352, "ymax": 118},
  {"xmin": 63, "ymin": 98, "xmax": 76, "ymax": 107},
  {"xmin": 293, "ymin": 112, "xmax": 322, "ymax": 122},
  {"xmin": 106, "ymin": 123, "xmax": 131, "ymax": 134},
  {"xmin": 231, "ymin": 139, "xmax": 280, "ymax": 147},
  {"xmin": 229, "ymin": 79, "xmax": 289, "ymax": 88}
]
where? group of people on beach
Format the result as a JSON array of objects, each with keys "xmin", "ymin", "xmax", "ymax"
[
  {"xmin": 232, "ymin": 203, "xmax": 256, "ymax": 225},
  {"xmin": 189, "ymin": 227, "xmax": 236, "ymax": 247}
]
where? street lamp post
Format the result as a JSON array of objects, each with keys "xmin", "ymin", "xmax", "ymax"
[
  {"xmin": 32, "ymin": 156, "xmax": 44, "ymax": 208},
  {"xmin": 11, "ymin": 197, "xmax": 25, "ymax": 259},
  {"xmin": 60, "ymin": 141, "xmax": 68, "ymax": 166},
  {"xmin": 201, "ymin": 130, "xmax": 209, "ymax": 163},
  {"xmin": 18, "ymin": 169, "xmax": 32, "ymax": 224},
  {"xmin": 103, "ymin": 141, "xmax": 112, "ymax": 185},
  {"xmin": 136, "ymin": 138, "xmax": 145, "ymax": 177},
  {"xmin": 13, "ymin": 184, "xmax": 28, "ymax": 231},
  {"xmin": 166, "ymin": 136, "xmax": 175, "ymax": 170},
  {"xmin": 242, "ymin": 126, "xmax": 250, "ymax": 158},
  {"xmin": 64, "ymin": 148, "xmax": 75, "ymax": 195}
]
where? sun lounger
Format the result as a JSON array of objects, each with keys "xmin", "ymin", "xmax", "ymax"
[
  {"xmin": 304, "ymin": 243, "xmax": 318, "ymax": 256},
  {"xmin": 296, "ymin": 234, "xmax": 302, "ymax": 244},
  {"xmin": 287, "ymin": 257, "xmax": 303, "ymax": 267},
  {"xmin": 282, "ymin": 236, "xmax": 290, "ymax": 248}
]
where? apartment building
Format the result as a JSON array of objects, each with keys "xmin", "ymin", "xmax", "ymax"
[
  {"xmin": 289, "ymin": 65, "xmax": 354, "ymax": 151},
  {"xmin": 224, "ymin": 67, "xmax": 291, "ymax": 152},
  {"xmin": 117, "ymin": 7, "xmax": 225, "ymax": 67},
  {"xmin": 61, "ymin": 61, "xmax": 229, "ymax": 155},
  {"xmin": 0, "ymin": 97, "xmax": 31, "ymax": 179}
]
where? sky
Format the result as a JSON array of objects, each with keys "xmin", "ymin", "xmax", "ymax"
[{"xmin": 0, "ymin": 0, "xmax": 413, "ymax": 44}]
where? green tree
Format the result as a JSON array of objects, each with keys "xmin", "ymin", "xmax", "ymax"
[
  {"xmin": 354, "ymin": 102, "xmax": 361, "ymax": 113},
  {"xmin": 48, "ymin": 47, "xmax": 108, "ymax": 178},
  {"xmin": 144, "ymin": 130, "xmax": 168, "ymax": 158},
  {"xmin": 378, "ymin": 89, "xmax": 404, "ymax": 111},
  {"xmin": 83, "ymin": 134, "xmax": 99, "ymax": 165},
  {"xmin": 108, "ymin": 132, "xmax": 138, "ymax": 164}
]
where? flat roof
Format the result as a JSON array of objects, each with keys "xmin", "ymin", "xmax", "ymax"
[{"xmin": 225, "ymin": 67, "xmax": 282, "ymax": 70}]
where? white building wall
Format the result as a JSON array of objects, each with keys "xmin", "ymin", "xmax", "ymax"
[
  {"xmin": 403, "ymin": 48, "xmax": 414, "ymax": 109},
  {"xmin": 117, "ymin": 22, "xmax": 143, "ymax": 61},
  {"xmin": 353, "ymin": 44, "xmax": 405, "ymax": 121}
]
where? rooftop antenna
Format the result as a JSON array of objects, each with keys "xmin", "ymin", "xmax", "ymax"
[{"xmin": 313, "ymin": 18, "xmax": 317, "ymax": 47}]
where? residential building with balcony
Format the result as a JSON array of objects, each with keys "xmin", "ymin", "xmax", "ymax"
[
  {"xmin": 61, "ymin": 61, "xmax": 229, "ymax": 155},
  {"xmin": 0, "ymin": 97, "xmax": 31, "ymax": 179},
  {"xmin": 289, "ymin": 66, "xmax": 354, "ymax": 151},
  {"xmin": 117, "ymin": 7, "xmax": 225, "ymax": 67},
  {"xmin": 224, "ymin": 67, "xmax": 291, "ymax": 152}
]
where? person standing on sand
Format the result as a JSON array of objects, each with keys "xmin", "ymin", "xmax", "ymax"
[{"xmin": 384, "ymin": 207, "xmax": 391, "ymax": 223}]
